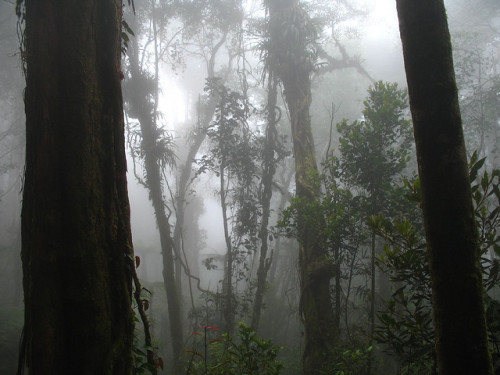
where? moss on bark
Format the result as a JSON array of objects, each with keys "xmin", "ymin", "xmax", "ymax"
[
  {"xmin": 397, "ymin": 1, "xmax": 493, "ymax": 373},
  {"xmin": 267, "ymin": 0, "xmax": 338, "ymax": 372},
  {"xmin": 21, "ymin": 1, "xmax": 134, "ymax": 373}
]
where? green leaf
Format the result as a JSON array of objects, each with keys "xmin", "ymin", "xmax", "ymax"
[{"xmin": 469, "ymin": 153, "xmax": 486, "ymax": 182}]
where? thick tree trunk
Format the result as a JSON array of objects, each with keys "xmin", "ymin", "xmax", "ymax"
[
  {"xmin": 21, "ymin": 0, "xmax": 134, "ymax": 373},
  {"xmin": 284, "ymin": 63, "xmax": 337, "ymax": 375},
  {"xmin": 396, "ymin": 1, "xmax": 493, "ymax": 374},
  {"xmin": 268, "ymin": 0, "xmax": 337, "ymax": 372}
]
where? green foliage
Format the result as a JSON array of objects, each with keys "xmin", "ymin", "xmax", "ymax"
[
  {"xmin": 133, "ymin": 337, "xmax": 161, "ymax": 375},
  {"xmin": 278, "ymin": 169, "xmax": 364, "ymax": 262},
  {"xmin": 327, "ymin": 344, "xmax": 373, "ymax": 375},
  {"xmin": 186, "ymin": 322, "xmax": 283, "ymax": 375},
  {"xmin": 278, "ymin": 82, "xmax": 414, "ymax": 351},
  {"xmin": 370, "ymin": 214, "xmax": 434, "ymax": 372},
  {"xmin": 469, "ymin": 150, "xmax": 500, "ymax": 261},
  {"xmin": 372, "ymin": 153, "xmax": 500, "ymax": 373},
  {"xmin": 336, "ymin": 81, "xmax": 413, "ymax": 212},
  {"xmin": 121, "ymin": 19, "xmax": 135, "ymax": 55},
  {"xmin": 132, "ymin": 288, "xmax": 162, "ymax": 375},
  {"xmin": 197, "ymin": 78, "xmax": 263, "ymax": 248}
]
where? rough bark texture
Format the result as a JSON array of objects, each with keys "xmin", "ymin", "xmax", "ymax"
[
  {"xmin": 21, "ymin": 0, "xmax": 134, "ymax": 373},
  {"xmin": 268, "ymin": 0, "xmax": 337, "ymax": 372},
  {"xmin": 396, "ymin": 1, "xmax": 493, "ymax": 374},
  {"xmin": 284, "ymin": 58, "xmax": 337, "ymax": 375}
]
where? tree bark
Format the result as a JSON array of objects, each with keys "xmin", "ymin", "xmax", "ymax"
[
  {"xmin": 268, "ymin": 0, "xmax": 337, "ymax": 372},
  {"xmin": 396, "ymin": 1, "xmax": 493, "ymax": 373},
  {"xmin": 20, "ymin": 0, "xmax": 134, "ymax": 373},
  {"xmin": 251, "ymin": 74, "xmax": 278, "ymax": 332}
]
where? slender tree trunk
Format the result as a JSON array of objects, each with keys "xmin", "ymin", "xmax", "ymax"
[
  {"xmin": 397, "ymin": 1, "xmax": 493, "ymax": 373},
  {"xmin": 368, "ymin": 230, "xmax": 376, "ymax": 374},
  {"xmin": 220, "ymin": 155, "xmax": 235, "ymax": 336},
  {"xmin": 334, "ymin": 243, "xmax": 341, "ymax": 336},
  {"xmin": 251, "ymin": 74, "xmax": 278, "ymax": 332},
  {"xmin": 268, "ymin": 1, "xmax": 337, "ymax": 372},
  {"xmin": 20, "ymin": 0, "xmax": 134, "ymax": 373},
  {"xmin": 173, "ymin": 32, "xmax": 228, "ymax": 298},
  {"xmin": 173, "ymin": 98, "xmax": 217, "ymax": 301},
  {"xmin": 269, "ymin": 166, "xmax": 293, "ymax": 284},
  {"xmin": 127, "ymin": 36, "xmax": 184, "ymax": 374}
]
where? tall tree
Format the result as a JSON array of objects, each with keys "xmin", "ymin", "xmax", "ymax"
[
  {"xmin": 251, "ymin": 73, "xmax": 279, "ymax": 332},
  {"xmin": 18, "ymin": 0, "xmax": 135, "ymax": 373},
  {"xmin": 336, "ymin": 82, "xmax": 413, "ymax": 362},
  {"xmin": 125, "ymin": 12, "xmax": 184, "ymax": 372},
  {"xmin": 267, "ymin": 0, "xmax": 337, "ymax": 372},
  {"xmin": 396, "ymin": 1, "xmax": 493, "ymax": 373},
  {"xmin": 199, "ymin": 79, "xmax": 261, "ymax": 335}
]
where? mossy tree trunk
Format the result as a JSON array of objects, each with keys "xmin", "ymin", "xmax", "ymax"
[
  {"xmin": 20, "ymin": 0, "xmax": 134, "ymax": 373},
  {"xmin": 396, "ymin": 1, "xmax": 493, "ymax": 373},
  {"xmin": 267, "ymin": 0, "xmax": 337, "ymax": 372},
  {"xmin": 126, "ymin": 35, "xmax": 184, "ymax": 374}
]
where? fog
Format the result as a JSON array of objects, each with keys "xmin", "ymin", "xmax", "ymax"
[{"xmin": 1, "ymin": 0, "xmax": 500, "ymax": 373}]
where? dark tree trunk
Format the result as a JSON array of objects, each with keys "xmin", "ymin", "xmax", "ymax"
[
  {"xmin": 20, "ymin": 0, "xmax": 134, "ymax": 373},
  {"xmin": 396, "ymin": 1, "xmax": 493, "ymax": 373},
  {"xmin": 220, "ymin": 156, "xmax": 235, "ymax": 336},
  {"xmin": 268, "ymin": 0, "xmax": 337, "ymax": 372},
  {"xmin": 251, "ymin": 74, "xmax": 278, "ymax": 332}
]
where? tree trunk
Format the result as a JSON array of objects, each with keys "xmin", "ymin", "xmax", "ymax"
[
  {"xmin": 173, "ymin": 32, "xmax": 228, "ymax": 300},
  {"xmin": 251, "ymin": 74, "xmax": 278, "ymax": 332},
  {"xmin": 268, "ymin": 0, "xmax": 337, "ymax": 372},
  {"xmin": 20, "ymin": 0, "xmax": 134, "ymax": 373},
  {"xmin": 126, "ymin": 34, "xmax": 184, "ymax": 374},
  {"xmin": 285, "ymin": 62, "xmax": 337, "ymax": 375},
  {"xmin": 173, "ymin": 95, "xmax": 217, "ymax": 304},
  {"xmin": 220, "ymin": 156, "xmax": 235, "ymax": 336},
  {"xmin": 396, "ymin": 1, "xmax": 493, "ymax": 373}
]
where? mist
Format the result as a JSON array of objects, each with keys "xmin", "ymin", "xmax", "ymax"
[{"xmin": 1, "ymin": 0, "xmax": 500, "ymax": 374}]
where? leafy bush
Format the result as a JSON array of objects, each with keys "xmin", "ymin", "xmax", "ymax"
[
  {"xmin": 327, "ymin": 344, "xmax": 373, "ymax": 375},
  {"xmin": 186, "ymin": 322, "xmax": 283, "ymax": 375},
  {"xmin": 372, "ymin": 152, "xmax": 500, "ymax": 373}
]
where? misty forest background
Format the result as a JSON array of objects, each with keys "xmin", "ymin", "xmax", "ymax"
[{"xmin": 1, "ymin": 0, "xmax": 500, "ymax": 374}]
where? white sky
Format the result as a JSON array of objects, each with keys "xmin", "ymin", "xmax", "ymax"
[{"xmin": 364, "ymin": 0, "xmax": 399, "ymax": 41}]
